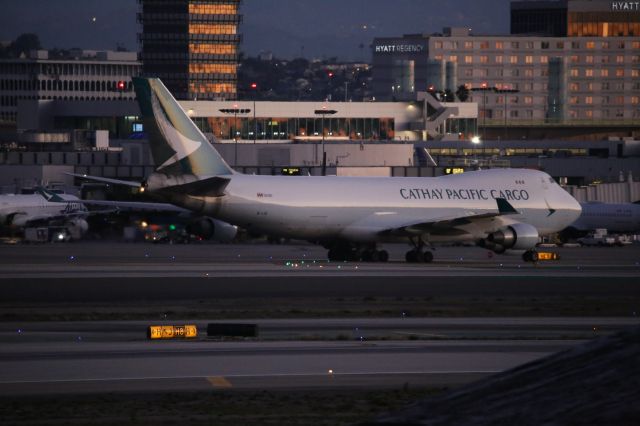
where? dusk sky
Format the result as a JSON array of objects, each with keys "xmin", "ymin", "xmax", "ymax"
[{"xmin": 2, "ymin": 0, "xmax": 512, "ymax": 60}]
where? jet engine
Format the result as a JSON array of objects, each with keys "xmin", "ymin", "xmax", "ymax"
[
  {"xmin": 186, "ymin": 217, "xmax": 237, "ymax": 242},
  {"xmin": 65, "ymin": 218, "xmax": 89, "ymax": 240},
  {"xmin": 482, "ymin": 222, "xmax": 539, "ymax": 253}
]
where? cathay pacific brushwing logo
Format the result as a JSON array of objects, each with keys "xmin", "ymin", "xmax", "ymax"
[
  {"xmin": 151, "ymin": 93, "xmax": 202, "ymax": 170},
  {"xmin": 37, "ymin": 187, "xmax": 64, "ymax": 202}
]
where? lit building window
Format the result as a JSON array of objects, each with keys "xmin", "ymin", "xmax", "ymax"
[
  {"xmin": 464, "ymin": 56, "xmax": 473, "ymax": 64},
  {"xmin": 525, "ymin": 55, "xmax": 533, "ymax": 64},
  {"xmin": 616, "ymin": 69, "xmax": 624, "ymax": 77},
  {"xmin": 509, "ymin": 55, "xmax": 518, "ymax": 64},
  {"xmin": 189, "ymin": 24, "xmax": 237, "ymax": 35},
  {"xmin": 189, "ymin": 4, "xmax": 238, "ymax": 14},
  {"xmin": 189, "ymin": 64, "xmax": 237, "ymax": 74},
  {"xmin": 189, "ymin": 44, "xmax": 236, "ymax": 55},
  {"xmin": 601, "ymin": 69, "xmax": 609, "ymax": 77}
]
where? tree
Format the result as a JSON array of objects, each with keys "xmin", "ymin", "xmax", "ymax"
[
  {"xmin": 443, "ymin": 89, "xmax": 455, "ymax": 102},
  {"xmin": 455, "ymin": 84, "xmax": 470, "ymax": 102},
  {"xmin": 8, "ymin": 33, "xmax": 42, "ymax": 58}
]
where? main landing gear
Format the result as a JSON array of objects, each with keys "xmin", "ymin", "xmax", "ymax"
[
  {"xmin": 405, "ymin": 237, "xmax": 434, "ymax": 263},
  {"xmin": 326, "ymin": 242, "xmax": 389, "ymax": 263},
  {"xmin": 522, "ymin": 250, "xmax": 539, "ymax": 262}
]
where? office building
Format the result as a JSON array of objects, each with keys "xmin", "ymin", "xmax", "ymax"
[
  {"xmin": 0, "ymin": 49, "xmax": 140, "ymax": 127},
  {"xmin": 138, "ymin": 0, "xmax": 242, "ymax": 101}
]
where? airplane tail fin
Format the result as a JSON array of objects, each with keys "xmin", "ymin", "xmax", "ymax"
[
  {"xmin": 35, "ymin": 187, "xmax": 66, "ymax": 203},
  {"xmin": 132, "ymin": 77, "xmax": 234, "ymax": 177}
]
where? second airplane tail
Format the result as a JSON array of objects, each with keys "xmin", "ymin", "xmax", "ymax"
[{"xmin": 133, "ymin": 77, "xmax": 234, "ymax": 177}]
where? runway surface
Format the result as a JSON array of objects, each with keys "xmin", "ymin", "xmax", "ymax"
[
  {"xmin": 0, "ymin": 242, "xmax": 638, "ymax": 395},
  {"xmin": 0, "ymin": 338, "xmax": 578, "ymax": 396},
  {"xmin": 0, "ymin": 242, "xmax": 638, "ymax": 302}
]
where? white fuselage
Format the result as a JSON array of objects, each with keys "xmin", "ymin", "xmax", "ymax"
[
  {"xmin": 0, "ymin": 193, "xmax": 86, "ymax": 228},
  {"xmin": 192, "ymin": 169, "xmax": 581, "ymax": 243},
  {"xmin": 571, "ymin": 202, "xmax": 640, "ymax": 233}
]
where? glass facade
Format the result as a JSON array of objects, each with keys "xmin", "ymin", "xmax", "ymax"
[
  {"xmin": 139, "ymin": 0, "xmax": 242, "ymax": 100},
  {"xmin": 191, "ymin": 117, "xmax": 396, "ymax": 140},
  {"xmin": 568, "ymin": 11, "xmax": 640, "ymax": 36}
]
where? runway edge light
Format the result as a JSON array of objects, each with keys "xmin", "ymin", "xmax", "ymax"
[{"xmin": 148, "ymin": 325, "xmax": 198, "ymax": 340}]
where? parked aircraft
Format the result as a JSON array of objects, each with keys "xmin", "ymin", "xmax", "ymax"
[
  {"xmin": 79, "ymin": 198, "xmax": 237, "ymax": 242},
  {"xmin": 0, "ymin": 187, "xmax": 89, "ymax": 238},
  {"xmin": 71, "ymin": 78, "xmax": 582, "ymax": 262},
  {"xmin": 563, "ymin": 201, "xmax": 640, "ymax": 237}
]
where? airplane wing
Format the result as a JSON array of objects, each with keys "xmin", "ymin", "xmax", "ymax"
[
  {"xmin": 77, "ymin": 199, "xmax": 190, "ymax": 213},
  {"xmin": 374, "ymin": 198, "xmax": 519, "ymax": 238},
  {"xmin": 66, "ymin": 173, "xmax": 142, "ymax": 188}
]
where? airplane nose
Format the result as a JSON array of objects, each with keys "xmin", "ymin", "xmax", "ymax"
[{"xmin": 564, "ymin": 191, "xmax": 582, "ymax": 223}]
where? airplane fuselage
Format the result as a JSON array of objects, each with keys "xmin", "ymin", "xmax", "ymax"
[
  {"xmin": 0, "ymin": 193, "xmax": 86, "ymax": 228},
  {"xmin": 571, "ymin": 202, "xmax": 640, "ymax": 233},
  {"xmin": 183, "ymin": 169, "xmax": 581, "ymax": 243}
]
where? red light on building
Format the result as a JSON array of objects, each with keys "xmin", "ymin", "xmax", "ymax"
[
  {"xmin": 328, "ymin": 72, "xmax": 334, "ymax": 78},
  {"xmin": 250, "ymin": 83, "xmax": 258, "ymax": 89},
  {"xmin": 117, "ymin": 80, "xmax": 126, "ymax": 90}
]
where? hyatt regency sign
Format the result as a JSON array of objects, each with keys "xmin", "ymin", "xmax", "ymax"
[
  {"xmin": 611, "ymin": 1, "xmax": 640, "ymax": 11},
  {"xmin": 374, "ymin": 44, "xmax": 425, "ymax": 54}
]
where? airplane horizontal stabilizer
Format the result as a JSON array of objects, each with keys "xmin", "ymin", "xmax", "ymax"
[
  {"xmin": 66, "ymin": 173, "xmax": 142, "ymax": 188},
  {"xmin": 156, "ymin": 176, "xmax": 230, "ymax": 197}
]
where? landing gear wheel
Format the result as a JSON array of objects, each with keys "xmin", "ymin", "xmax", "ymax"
[
  {"xmin": 522, "ymin": 250, "xmax": 539, "ymax": 262},
  {"xmin": 406, "ymin": 249, "xmax": 432, "ymax": 263}
]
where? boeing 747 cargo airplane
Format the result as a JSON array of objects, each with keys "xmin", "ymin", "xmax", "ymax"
[{"xmin": 73, "ymin": 78, "xmax": 582, "ymax": 262}]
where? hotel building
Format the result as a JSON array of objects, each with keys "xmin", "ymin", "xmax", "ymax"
[{"xmin": 372, "ymin": 0, "xmax": 640, "ymax": 139}]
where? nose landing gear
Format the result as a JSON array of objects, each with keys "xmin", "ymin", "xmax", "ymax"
[{"xmin": 522, "ymin": 250, "xmax": 539, "ymax": 262}]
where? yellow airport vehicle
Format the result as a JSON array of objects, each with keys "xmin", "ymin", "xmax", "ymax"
[
  {"xmin": 536, "ymin": 251, "xmax": 560, "ymax": 261},
  {"xmin": 148, "ymin": 325, "xmax": 198, "ymax": 340}
]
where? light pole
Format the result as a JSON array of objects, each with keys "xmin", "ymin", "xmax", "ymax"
[
  {"xmin": 314, "ymin": 107, "xmax": 337, "ymax": 176},
  {"xmin": 494, "ymin": 87, "xmax": 520, "ymax": 140},
  {"xmin": 250, "ymin": 82, "xmax": 258, "ymax": 144},
  {"xmin": 471, "ymin": 82, "xmax": 492, "ymax": 140}
]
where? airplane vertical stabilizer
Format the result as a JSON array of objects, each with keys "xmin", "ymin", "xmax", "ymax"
[{"xmin": 133, "ymin": 77, "xmax": 234, "ymax": 177}]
